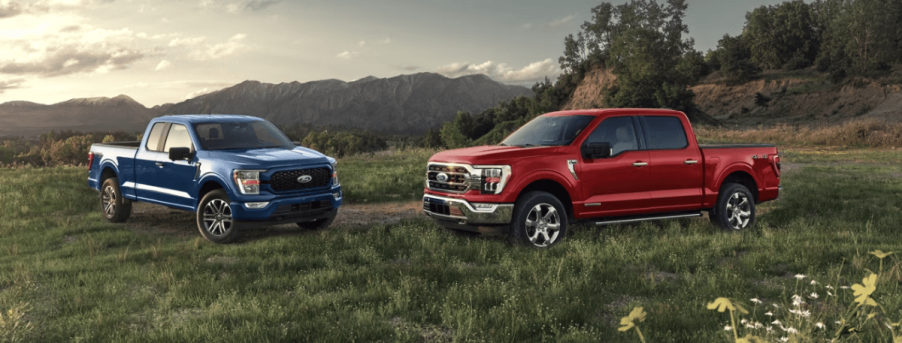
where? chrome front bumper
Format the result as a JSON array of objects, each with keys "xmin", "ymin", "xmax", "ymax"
[{"xmin": 422, "ymin": 194, "xmax": 513, "ymax": 225}]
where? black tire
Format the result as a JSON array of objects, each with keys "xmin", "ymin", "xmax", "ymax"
[
  {"xmin": 196, "ymin": 190, "xmax": 243, "ymax": 244},
  {"xmin": 100, "ymin": 177, "xmax": 131, "ymax": 223},
  {"xmin": 713, "ymin": 183, "xmax": 756, "ymax": 231},
  {"xmin": 509, "ymin": 191, "xmax": 568, "ymax": 248},
  {"xmin": 296, "ymin": 209, "xmax": 338, "ymax": 230}
]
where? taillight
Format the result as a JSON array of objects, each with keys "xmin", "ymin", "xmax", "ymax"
[
  {"xmin": 773, "ymin": 155, "xmax": 781, "ymax": 177},
  {"xmin": 88, "ymin": 151, "xmax": 94, "ymax": 170}
]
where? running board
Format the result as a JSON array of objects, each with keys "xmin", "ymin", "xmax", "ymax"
[{"xmin": 595, "ymin": 212, "xmax": 702, "ymax": 226}]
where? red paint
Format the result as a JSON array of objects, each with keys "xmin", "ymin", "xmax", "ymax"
[{"xmin": 425, "ymin": 109, "xmax": 781, "ymax": 220}]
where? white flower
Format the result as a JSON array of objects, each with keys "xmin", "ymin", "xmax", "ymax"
[
  {"xmin": 826, "ymin": 285, "xmax": 834, "ymax": 290},
  {"xmin": 786, "ymin": 327, "xmax": 799, "ymax": 334},
  {"xmin": 780, "ymin": 337, "xmax": 789, "ymax": 342},
  {"xmin": 840, "ymin": 285, "xmax": 850, "ymax": 289},
  {"xmin": 794, "ymin": 274, "xmax": 806, "ymax": 280},
  {"xmin": 789, "ymin": 309, "xmax": 800, "ymax": 315},
  {"xmin": 765, "ymin": 311, "xmax": 774, "ymax": 316},
  {"xmin": 827, "ymin": 291, "xmax": 834, "ymax": 296},
  {"xmin": 750, "ymin": 298, "xmax": 762, "ymax": 304},
  {"xmin": 801, "ymin": 310, "xmax": 811, "ymax": 317},
  {"xmin": 809, "ymin": 292, "xmax": 819, "ymax": 299},
  {"xmin": 724, "ymin": 325, "xmax": 733, "ymax": 331},
  {"xmin": 766, "ymin": 326, "xmax": 774, "ymax": 333},
  {"xmin": 772, "ymin": 303, "xmax": 780, "ymax": 308},
  {"xmin": 772, "ymin": 320, "xmax": 782, "ymax": 325},
  {"xmin": 745, "ymin": 323, "xmax": 756, "ymax": 329},
  {"xmin": 741, "ymin": 319, "xmax": 748, "ymax": 325},
  {"xmin": 811, "ymin": 280, "xmax": 818, "ymax": 285},
  {"xmin": 835, "ymin": 321, "xmax": 842, "ymax": 325},
  {"xmin": 755, "ymin": 322, "xmax": 764, "ymax": 329},
  {"xmin": 815, "ymin": 322, "xmax": 825, "ymax": 329}
]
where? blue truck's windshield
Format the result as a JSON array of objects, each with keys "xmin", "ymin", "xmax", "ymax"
[{"xmin": 194, "ymin": 120, "xmax": 295, "ymax": 150}]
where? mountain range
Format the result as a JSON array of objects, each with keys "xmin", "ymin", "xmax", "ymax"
[{"xmin": 0, "ymin": 73, "xmax": 533, "ymax": 137}]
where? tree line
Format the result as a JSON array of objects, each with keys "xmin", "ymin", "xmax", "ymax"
[{"xmin": 432, "ymin": 0, "xmax": 902, "ymax": 149}]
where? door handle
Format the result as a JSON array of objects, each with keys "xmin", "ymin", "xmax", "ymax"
[
  {"xmin": 632, "ymin": 162, "xmax": 648, "ymax": 167},
  {"xmin": 684, "ymin": 160, "xmax": 698, "ymax": 165},
  {"xmin": 155, "ymin": 162, "xmax": 164, "ymax": 167}
]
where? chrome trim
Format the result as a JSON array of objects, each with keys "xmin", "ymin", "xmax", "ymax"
[
  {"xmin": 473, "ymin": 164, "xmax": 512, "ymax": 195},
  {"xmin": 632, "ymin": 162, "xmax": 648, "ymax": 167},
  {"xmin": 121, "ymin": 181, "xmax": 136, "ymax": 188},
  {"xmin": 585, "ymin": 203, "xmax": 601, "ymax": 207},
  {"xmin": 134, "ymin": 183, "xmax": 193, "ymax": 199},
  {"xmin": 595, "ymin": 212, "xmax": 701, "ymax": 226},
  {"xmin": 752, "ymin": 155, "xmax": 758, "ymax": 159},
  {"xmin": 567, "ymin": 159, "xmax": 578, "ymax": 180},
  {"xmin": 423, "ymin": 194, "xmax": 514, "ymax": 224},
  {"xmin": 684, "ymin": 160, "xmax": 698, "ymax": 165},
  {"xmin": 193, "ymin": 162, "xmax": 202, "ymax": 181},
  {"xmin": 426, "ymin": 162, "xmax": 476, "ymax": 194}
]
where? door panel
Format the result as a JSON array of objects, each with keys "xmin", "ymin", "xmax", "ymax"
[
  {"xmin": 578, "ymin": 116, "xmax": 652, "ymax": 217},
  {"xmin": 151, "ymin": 124, "xmax": 198, "ymax": 208},
  {"xmin": 134, "ymin": 123, "xmax": 169, "ymax": 202},
  {"xmin": 641, "ymin": 115, "xmax": 703, "ymax": 211}
]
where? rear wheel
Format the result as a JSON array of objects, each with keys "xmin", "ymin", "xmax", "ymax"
[
  {"xmin": 100, "ymin": 177, "xmax": 131, "ymax": 223},
  {"xmin": 196, "ymin": 190, "xmax": 243, "ymax": 244},
  {"xmin": 713, "ymin": 183, "xmax": 756, "ymax": 231},
  {"xmin": 509, "ymin": 191, "xmax": 568, "ymax": 248}
]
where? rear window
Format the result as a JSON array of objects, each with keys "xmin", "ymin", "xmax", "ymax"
[
  {"xmin": 145, "ymin": 123, "xmax": 167, "ymax": 152},
  {"xmin": 162, "ymin": 124, "xmax": 194, "ymax": 152},
  {"xmin": 642, "ymin": 116, "xmax": 688, "ymax": 150}
]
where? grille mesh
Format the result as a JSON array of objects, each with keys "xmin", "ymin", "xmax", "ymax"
[{"xmin": 269, "ymin": 167, "xmax": 331, "ymax": 192}]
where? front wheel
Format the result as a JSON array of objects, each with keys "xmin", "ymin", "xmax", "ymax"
[
  {"xmin": 509, "ymin": 191, "xmax": 568, "ymax": 248},
  {"xmin": 713, "ymin": 183, "xmax": 756, "ymax": 231},
  {"xmin": 196, "ymin": 190, "xmax": 243, "ymax": 244}
]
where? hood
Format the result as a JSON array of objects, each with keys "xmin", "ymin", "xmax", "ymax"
[
  {"xmin": 429, "ymin": 145, "xmax": 567, "ymax": 164},
  {"xmin": 204, "ymin": 146, "xmax": 332, "ymax": 169}
]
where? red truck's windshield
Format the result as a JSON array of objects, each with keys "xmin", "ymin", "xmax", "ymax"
[
  {"xmin": 500, "ymin": 115, "xmax": 594, "ymax": 147},
  {"xmin": 193, "ymin": 121, "xmax": 295, "ymax": 150}
]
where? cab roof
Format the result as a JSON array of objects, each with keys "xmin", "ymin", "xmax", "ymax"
[
  {"xmin": 543, "ymin": 108, "xmax": 684, "ymax": 117},
  {"xmin": 152, "ymin": 114, "xmax": 264, "ymax": 125}
]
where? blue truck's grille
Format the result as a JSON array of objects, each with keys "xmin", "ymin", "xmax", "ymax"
[{"xmin": 268, "ymin": 167, "xmax": 331, "ymax": 192}]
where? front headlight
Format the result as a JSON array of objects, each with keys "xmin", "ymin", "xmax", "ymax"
[
  {"xmin": 233, "ymin": 169, "xmax": 264, "ymax": 195},
  {"xmin": 330, "ymin": 161, "xmax": 339, "ymax": 187},
  {"xmin": 473, "ymin": 165, "xmax": 512, "ymax": 194}
]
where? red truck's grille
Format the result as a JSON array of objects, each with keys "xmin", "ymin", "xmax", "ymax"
[
  {"xmin": 268, "ymin": 167, "xmax": 331, "ymax": 192},
  {"xmin": 426, "ymin": 163, "xmax": 473, "ymax": 193}
]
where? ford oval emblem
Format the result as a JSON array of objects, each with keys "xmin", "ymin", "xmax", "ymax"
[
  {"xmin": 436, "ymin": 173, "xmax": 448, "ymax": 182},
  {"xmin": 297, "ymin": 175, "xmax": 313, "ymax": 183}
]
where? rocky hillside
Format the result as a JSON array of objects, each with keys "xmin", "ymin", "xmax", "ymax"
[
  {"xmin": 0, "ymin": 73, "xmax": 532, "ymax": 137},
  {"xmin": 0, "ymin": 95, "xmax": 156, "ymax": 137},
  {"xmin": 158, "ymin": 73, "xmax": 532, "ymax": 135},
  {"xmin": 563, "ymin": 67, "xmax": 902, "ymax": 127}
]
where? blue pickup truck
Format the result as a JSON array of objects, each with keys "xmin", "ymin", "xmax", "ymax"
[{"xmin": 87, "ymin": 115, "xmax": 342, "ymax": 243}]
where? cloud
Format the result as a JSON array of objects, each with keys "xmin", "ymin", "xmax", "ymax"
[
  {"xmin": 356, "ymin": 37, "xmax": 391, "ymax": 47},
  {"xmin": 520, "ymin": 23, "xmax": 532, "ymax": 30},
  {"xmin": 0, "ymin": 1, "xmax": 23, "ymax": 18},
  {"xmin": 336, "ymin": 51, "xmax": 359, "ymax": 59},
  {"xmin": 396, "ymin": 65, "xmax": 419, "ymax": 72},
  {"xmin": 546, "ymin": 14, "xmax": 576, "ymax": 28},
  {"xmin": 243, "ymin": 0, "xmax": 279, "ymax": 11},
  {"xmin": 0, "ymin": 78, "xmax": 25, "ymax": 93},
  {"xmin": 437, "ymin": 58, "xmax": 560, "ymax": 83},
  {"xmin": 187, "ymin": 34, "xmax": 247, "ymax": 60},
  {"xmin": 154, "ymin": 60, "xmax": 171, "ymax": 71},
  {"xmin": 168, "ymin": 36, "xmax": 206, "ymax": 47},
  {"xmin": 0, "ymin": 46, "xmax": 143, "ymax": 77}
]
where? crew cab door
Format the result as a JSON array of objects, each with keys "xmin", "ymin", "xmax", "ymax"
[
  {"xmin": 152, "ymin": 123, "xmax": 198, "ymax": 209},
  {"xmin": 578, "ymin": 115, "xmax": 652, "ymax": 217},
  {"xmin": 639, "ymin": 115, "xmax": 703, "ymax": 211}
]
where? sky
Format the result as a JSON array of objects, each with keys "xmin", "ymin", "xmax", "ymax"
[{"xmin": 0, "ymin": 0, "xmax": 801, "ymax": 107}]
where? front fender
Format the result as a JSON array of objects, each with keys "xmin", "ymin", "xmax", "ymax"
[{"xmin": 505, "ymin": 169, "xmax": 579, "ymax": 202}]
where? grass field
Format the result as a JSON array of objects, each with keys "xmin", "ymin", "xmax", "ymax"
[{"xmin": 1, "ymin": 148, "xmax": 901, "ymax": 342}]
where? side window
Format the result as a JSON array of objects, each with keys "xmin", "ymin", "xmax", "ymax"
[
  {"xmin": 643, "ymin": 116, "xmax": 688, "ymax": 150},
  {"xmin": 162, "ymin": 124, "xmax": 194, "ymax": 153},
  {"xmin": 584, "ymin": 116, "xmax": 638, "ymax": 156},
  {"xmin": 145, "ymin": 123, "xmax": 167, "ymax": 152}
]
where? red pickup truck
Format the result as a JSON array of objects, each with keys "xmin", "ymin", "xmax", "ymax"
[{"xmin": 423, "ymin": 109, "xmax": 781, "ymax": 247}]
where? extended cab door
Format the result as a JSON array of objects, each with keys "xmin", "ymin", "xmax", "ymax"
[
  {"xmin": 578, "ymin": 115, "xmax": 652, "ymax": 217},
  {"xmin": 639, "ymin": 115, "xmax": 703, "ymax": 211},
  {"xmin": 134, "ymin": 122, "xmax": 169, "ymax": 202}
]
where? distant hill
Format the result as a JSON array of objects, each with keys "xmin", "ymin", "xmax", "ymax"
[
  {"xmin": 0, "ymin": 73, "xmax": 532, "ymax": 138},
  {"xmin": 159, "ymin": 73, "xmax": 532, "ymax": 135},
  {"xmin": 0, "ymin": 95, "xmax": 156, "ymax": 137}
]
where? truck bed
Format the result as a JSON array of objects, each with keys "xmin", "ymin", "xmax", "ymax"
[{"xmin": 92, "ymin": 141, "xmax": 141, "ymax": 149}]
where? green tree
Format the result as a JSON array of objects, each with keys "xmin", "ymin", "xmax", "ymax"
[
  {"xmin": 716, "ymin": 34, "xmax": 759, "ymax": 85},
  {"xmin": 743, "ymin": 0, "xmax": 818, "ymax": 70}
]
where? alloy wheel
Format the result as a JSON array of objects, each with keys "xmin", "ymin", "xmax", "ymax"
[
  {"xmin": 524, "ymin": 203, "xmax": 561, "ymax": 247},
  {"xmin": 102, "ymin": 186, "xmax": 116, "ymax": 217},
  {"xmin": 203, "ymin": 199, "xmax": 233, "ymax": 236},
  {"xmin": 725, "ymin": 192, "xmax": 751, "ymax": 230}
]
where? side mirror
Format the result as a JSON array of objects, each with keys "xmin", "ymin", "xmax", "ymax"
[
  {"xmin": 169, "ymin": 147, "xmax": 192, "ymax": 161},
  {"xmin": 582, "ymin": 142, "xmax": 612, "ymax": 159}
]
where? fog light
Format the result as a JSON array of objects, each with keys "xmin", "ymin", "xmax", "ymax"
[
  {"xmin": 333, "ymin": 192, "xmax": 341, "ymax": 200},
  {"xmin": 245, "ymin": 202, "xmax": 269, "ymax": 209},
  {"xmin": 473, "ymin": 203, "xmax": 495, "ymax": 210}
]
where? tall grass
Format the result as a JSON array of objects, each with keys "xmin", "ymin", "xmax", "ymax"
[
  {"xmin": 695, "ymin": 119, "xmax": 902, "ymax": 148},
  {"xmin": 337, "ymin": 147, "xmax": 437, "ymax": 203},
  {"xmin": 0, "ymin": 149, "xmax": 901, "ymax": 342}
]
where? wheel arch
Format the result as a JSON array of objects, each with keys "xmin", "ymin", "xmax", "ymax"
[
  {"xmin": 99, "ymin": 164, "xmax": 119, "ymax": 185},
  {"xmin": 515, "ymin": 178, "xmax": 576, "ymax": 221},
  {"xmin": 196, "ymin": 178, "xmax": 227, "ymax": 208},
  {"xmin": 718, "ymin": 170, "xmax": 759, "ymax": 203}
]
